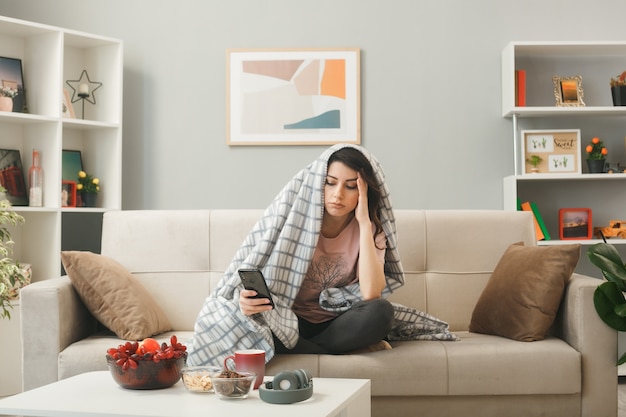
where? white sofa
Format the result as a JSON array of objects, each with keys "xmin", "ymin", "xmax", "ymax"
[{"xmin": 21, "ymin": 209, "xmax": 617, "ymax": 417}]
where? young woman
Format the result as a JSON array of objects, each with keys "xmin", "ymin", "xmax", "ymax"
[
  {"xmin": 187, "ymin": 144, "xmax": 406, "ymax": 366},
  {"xmin": 239, "ymin": 147, "xmax": 395, "ymax": 353}
]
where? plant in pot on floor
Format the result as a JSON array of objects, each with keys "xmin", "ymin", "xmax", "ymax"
[
  {"xmin": 585, "ymin": 136, "xmax": 607, "ymax": 174},
  {"xmin": 587, "ymin": 240, "xmax": 626, "ymax": 364},
  {"xmin": 76, "ymin": 170, "xmax": 100, "ymax": 207},
  {"xmin": 0, "ymin": 186, "xmax": 27, "ymax": 319}
]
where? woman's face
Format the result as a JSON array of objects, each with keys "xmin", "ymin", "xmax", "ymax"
[{"xmin": 324, "ymin": 161, "xmax": 359, "ymax": 218}]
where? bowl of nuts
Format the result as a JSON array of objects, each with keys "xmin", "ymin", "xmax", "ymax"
[
  {"xmin": 211, "ymin": 370, "xmax": 256, "ymax": 400},
  {"xmin": 180, "ymin": 365, "xmax": 221, "ymax": 393}
]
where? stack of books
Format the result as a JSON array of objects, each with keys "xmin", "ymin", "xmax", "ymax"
[{"xmin": 519, "ymin": 200, "xmax": 550, "ymax": 241}]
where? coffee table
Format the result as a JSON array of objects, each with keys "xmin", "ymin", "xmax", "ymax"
[{"xmin": 0, "ymin": 371, "xmax": 370, "ymax": 417}]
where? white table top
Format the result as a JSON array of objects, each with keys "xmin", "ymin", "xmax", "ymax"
[{"xmin": 0, "ymin": 371, "xmax": 370, "ymax": 417}]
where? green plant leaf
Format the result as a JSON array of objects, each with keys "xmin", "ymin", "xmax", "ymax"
[
  {"xmin": 594, "ymin": 281, "xmax": 626, "ymax": 331},
  {"xmin": 619, "ymin": 352, "xmax": 626, "ymax": 366},
  {"xmin": 587, "ymin": 243, "xmax": 626, "ymax": 292}
]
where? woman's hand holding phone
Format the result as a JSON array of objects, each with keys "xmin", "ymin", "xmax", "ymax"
[
  {"xmin": 239, "ymin": 289, "xmax": 273, "ymax": 316},
  {"xmin": 238, "ymin": 269, "xmax": 275, "ymax": 316}
]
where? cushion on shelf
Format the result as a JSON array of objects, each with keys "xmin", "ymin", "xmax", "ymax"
[
  {"xmin": 61, "ymin": 251, "xmax": 172, "ymax": 340},
  {"xmin": 468, "ymin": 242, "xmax": 581, "ymax": 342}
]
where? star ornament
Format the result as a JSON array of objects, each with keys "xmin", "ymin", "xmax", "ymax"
[{"xmin": 66, "ymin": 70, "xmax": 102, "ymax": 105}]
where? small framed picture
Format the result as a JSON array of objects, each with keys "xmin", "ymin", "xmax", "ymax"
[
  {"xmin": 62, "ymin": 89, "xmax": 75, "ymax": 118},
  {"xmin": 62, "ymin": 149, "xmax": 83, "ymax": 181},
  {"xmin": 553, "ymin": 75, "xmax": 585, "ymax": 107},
  {"xmin": 522, "ymin": 129, "xmax": 581, "ymax": 175},
  {"xmin": 0, "ymin": 56, "xmax": 27, "ymax": 113},
  {"xmin": 559, "ymin": 208, "xmax": 592, "ymax": 240},
  {"xmin": 0, "ymin": 149, "xmax": 28, "ymax": 206},
  {"xmin": 61, "ymin": 180, "xmax": 77, "ymax": 207}
]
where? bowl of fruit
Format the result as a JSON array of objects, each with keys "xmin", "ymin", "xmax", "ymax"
[{"xmin": 106, "ymin": 335, "xmax": 187, "ymax": 390}]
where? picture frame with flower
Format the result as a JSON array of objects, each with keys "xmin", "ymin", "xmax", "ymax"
[{"xmin": 0, "ymin": 57, "xmax": 26, "ymax": 113}]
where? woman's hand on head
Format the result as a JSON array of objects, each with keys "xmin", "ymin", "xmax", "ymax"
[
  {"xmin": 355, "ymin": 172, "xmax": 370, "ymax": 224},
  {"xmin": 239, "ymin": 289, "xmax": 273, "ymax": 316}
]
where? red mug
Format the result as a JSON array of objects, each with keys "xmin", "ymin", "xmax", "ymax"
[{"xmin": 224, "ymin": 349, "xmax": 265, "ymax": 389}]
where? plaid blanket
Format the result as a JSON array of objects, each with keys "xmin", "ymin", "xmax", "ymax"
[{"xmin": 187, "ymin": 144, "xmax": 457, "ymax": 367}]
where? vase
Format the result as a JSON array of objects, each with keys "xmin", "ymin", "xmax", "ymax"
[
  {"xmin": 587, "ymin": 159, "xmax": 605, "ymax": 174},
  {"xmin": 612, "ymin": 86, "xmax": 626, "ymax": 106},
  {"xmin": 81, "ymin": 192, "xmax": 97, "ymax": 207},
  {"xmin": 0, "ymin": 96, "xmax": 13, "ymax": 112}
]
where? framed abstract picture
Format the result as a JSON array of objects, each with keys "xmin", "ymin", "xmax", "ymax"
[{"xmin": 227, "ymin": 48, "xmax": 360, "ymax": 146}]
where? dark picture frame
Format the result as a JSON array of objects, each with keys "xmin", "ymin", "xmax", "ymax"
[
  {"xmin": 0, "ymin": 56, "xmax": 27, "ymax": 113},
  {"xmin": 62, "ymin": 150, "xmax": 83, "ymax": 182},
  {"xmin": 61, "ymin": 180, "xmax": 77, "ymax": 207},
  {"xmin": 559, "ymin": 208, "xmax": 592, "ymax": 240},
  {"xmin": 0, "ymin": 149, "xmax": 28, "ymax": 206}
]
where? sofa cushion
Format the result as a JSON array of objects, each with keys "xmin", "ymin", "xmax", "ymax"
[
  {"xmin": 468, "ymin": 243, "xmax": 580, "ymax": 342},
  {"xmin": 61, "ymin": 251, "xmax": 172, "ymax": 340},
  {"xmin": 317, "ymin": 331, "xmax": 580, "ymax": 396}
]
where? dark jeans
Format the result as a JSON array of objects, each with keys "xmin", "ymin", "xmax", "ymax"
[{"xmin": 273, "ymin": 298, "xmax": 394, "ymax": 354}]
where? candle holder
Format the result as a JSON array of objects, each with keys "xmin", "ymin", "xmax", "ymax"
[{"xmin": 66, "ymin": 70, "xmax": 102, "ymax": 120}]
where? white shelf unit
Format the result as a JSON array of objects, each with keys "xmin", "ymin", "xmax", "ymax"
[
  {"xmin": 502, "ymin": 41, "xmax": 626, "ymax": 375},
  {"xmin": 0, "ymin": 16, "xmax": 122, "ymax": 281},
  {"xmin": 502, "ymin": 41, "xmax": 626, "ymax": 247}
]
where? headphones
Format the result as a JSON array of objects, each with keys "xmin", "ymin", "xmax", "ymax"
[{"xmin": 259, "ymin": 369, "xmax": 313, "ymax": 404}]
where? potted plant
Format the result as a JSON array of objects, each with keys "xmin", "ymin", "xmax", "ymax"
[
  {"xmin": 610, "ymin": 71, "xmax": 626, "ymax": 106},
  {"xmin": 76, "ymin": 170, "xmax": 100, "ymax": 207},
  {"xmin": 525, "ymin": 154, "xmax": 543, "ymax": 173},
  {"xmin": 587, "ymin": 242, "xmax": 626, "ymax": 364},
  {"xmin": 0, "ymin": 186, "xmax": 27, "ymax": 319},
  {"xmin": 585, "ymin": 136, "xmax": 607, "ymax": 174}
]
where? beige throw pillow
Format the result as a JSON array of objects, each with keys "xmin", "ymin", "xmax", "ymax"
[
  {"xmin": 61, "ymin": 251, "xmax": 172, "ymax": 340},
  {"xmin": 469, "ymin": 243, "xmax": 580, "ymax": 342}
]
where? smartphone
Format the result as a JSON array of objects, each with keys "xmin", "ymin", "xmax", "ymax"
[{"xmin": 238, "ymin": 268, "xmax": 275, "ymax": 308}]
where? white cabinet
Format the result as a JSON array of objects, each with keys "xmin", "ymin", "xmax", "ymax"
[
  {"xmin": 501, "ymin": 41, "xmax": 626, "ymax": 247},
  {"xmin": 0, "ymin": 16, "xmax": 122, "ymax": 281}
]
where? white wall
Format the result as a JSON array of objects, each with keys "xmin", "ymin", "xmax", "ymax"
[{"xmin": 1, "ymin": 0, "xmax": 626, "ymax": 210}]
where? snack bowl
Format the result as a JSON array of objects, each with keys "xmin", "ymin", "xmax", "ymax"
[
  {"xmin": 106, "ymin": 354, "xmax": 187, "ymax": 390},
  {"xmin": 211, "ymin": 370, "xmax": 256, "ymax": 399},
  {"xmin": 180, "ymin": 365, "xmax": 221, "ymax": 393}
]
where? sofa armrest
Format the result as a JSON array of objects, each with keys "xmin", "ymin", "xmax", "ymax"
[
  {"xmin": 20, "ymin": 276, "xmax": 98, "ymax": 390},
  {"xmin": 554, "ymin": 273, "xmax": 617, "ymax": 417}
]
